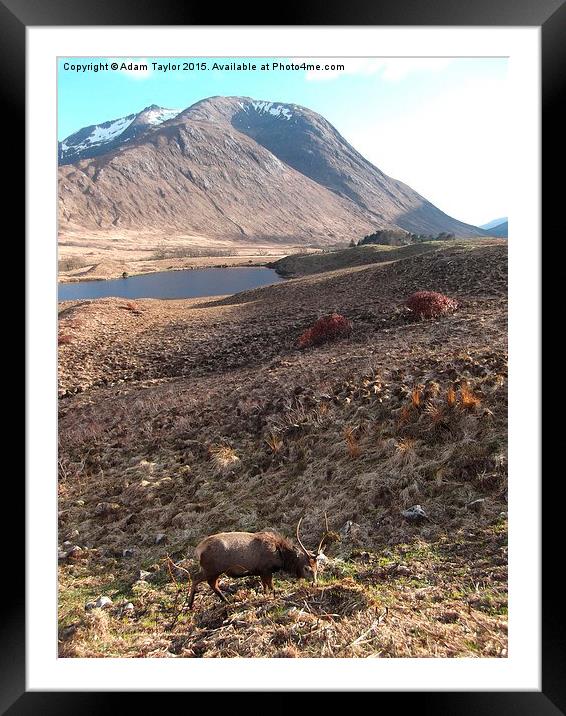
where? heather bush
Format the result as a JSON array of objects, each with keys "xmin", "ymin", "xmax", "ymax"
[
  {"xmin": 58, "ymin": 333, "xmax": 73, "ymax": 346},
  {"xmin": 405, "ymin": 291, "xmax": 458, "ymax": 319},
  {"xmin": 298, "ymin": 313, "xmax": 352, "ymax": 348}
]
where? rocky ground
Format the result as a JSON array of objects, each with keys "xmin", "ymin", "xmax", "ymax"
[{"xmin": 58, "ymin": 239, "xmax": 508, "ymax": 658}]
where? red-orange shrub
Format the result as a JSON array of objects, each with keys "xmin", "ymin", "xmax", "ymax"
[
  {"xmin": 298, "ymin": 313, "xmax": 352, "ymax": 348},
  {"xmin": 405, "ymin": 291, "xmax": 458, "ymax": 319},
  {"xmin": 58, "ymin": 333, "xmax": 73, "ymax": 346}
]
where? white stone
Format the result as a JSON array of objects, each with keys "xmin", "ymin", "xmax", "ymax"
[{"xmin": 94, "ymin": 596, "xmax": 113, "ymax": 609}]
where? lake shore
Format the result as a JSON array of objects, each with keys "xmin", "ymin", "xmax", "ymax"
[
  {"xmin": 58, "ymin": 253, "xmax": 289, "ymax": 283},
  {"xmin": 57, "ymin": 232, "xmax": 327, "ymax": 283},
  {"xmin": 58, "ymin": 266, "xmax": 285, "ymax": 302}
]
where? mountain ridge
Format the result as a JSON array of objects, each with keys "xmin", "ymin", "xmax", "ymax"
[
  {"xmin": 58, "ymin": 96, "xmax": 486, "ymax": 245},
  {"xmin": 58, "ymin": 105, "xmax": 181, "ymax": 164}
]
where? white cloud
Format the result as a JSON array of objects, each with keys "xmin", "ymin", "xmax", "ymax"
[{"xmin": 302, "ymin": 57, "xmax": 452, "ymax": 82}]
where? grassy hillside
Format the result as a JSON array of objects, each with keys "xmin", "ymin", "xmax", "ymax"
[
  {"xmin": 58, "ymin": 240, "xmax": 508, "ymax": 658},
  {"xmin": 271, "ymin": 238, "xmax": 504, "ymax": 277}
]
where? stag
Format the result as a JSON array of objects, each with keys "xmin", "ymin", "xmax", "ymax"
[{"xmin": 173, "ymin": 517, "xmax": 329, "ymax": 609}]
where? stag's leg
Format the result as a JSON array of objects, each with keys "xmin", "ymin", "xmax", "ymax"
[
  {"xmin": 187, "ymin": 570, "xmax": 206, "ymax": 609},
  {"xmin": 260, "ymin": 573, "xmax": 274, "ymax": 593},
  {"xmin": 207, "ymin": 575, "xmax": 228, "ymax": 603}
]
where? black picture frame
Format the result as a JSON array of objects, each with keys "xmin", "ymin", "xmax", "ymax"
[{"xmin": 11, "ymin": 0, "xmax": 556, "ymax": 710}]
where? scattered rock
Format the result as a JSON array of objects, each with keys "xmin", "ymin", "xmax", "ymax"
[
  {"xmin": 95, "ymin": 596, "xmax": 113, "ymax": 609},
  {"xmin": 340, "ymin": 520, "xmax": 357, "ymax": 537},
  {"xmin": 395, "ymin": 565, "xmax": 411, "ymax": 576},
  {"xmin": 85, "ymin": 596, "xmax": 112, "ymax": 611},
  {"xmin": 401, "ymin": 505, "xmax": 428, "ymax": 522},
  {"xmin": 94, "ymin": 502, "xmax": 121, "ymax": 516},
  {"xmin": 60, "ymin": 623, "xmax": 79, "ymax": 640},
  {"xmin": 122, "ymin": 602, "xmax": 135, "ymax": 613},
  {"xmin": 155, "ymin": 533, "xmax": 167, "ymax": 545},
  {"xmin": 467, "ymin": 498, "xmax": 486, "ymax": 513},
  {"xmin": 85, "ymin": 597, "xmax": 112, "ymax": 612},
  {"xmin": 122, "ymin": 548, "xmax": 136, "ymax": 558},
  {"xmin": 58, "ymin": 544, "xmax": 82, "ymax": 560},
  {"xmin": 437, "ymin": 610, "xmax": 460, "ymax": 623},
  {"xmin": 139, "ymin": 570, "xmax": 152, "ymax": 581},
  {"xmin": 67, "ymin": 546, "xmax": 83, "ymax": 560}
]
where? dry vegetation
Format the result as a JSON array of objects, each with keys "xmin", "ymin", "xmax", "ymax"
[
  {"xmin": 58, "ymin": 239, "xmax": 297, "ymax": 283},
  {"xmin": 270, "ymin": 239, "xmax": 503, "ymax": 278},
  {"xmin": 58, "ymin": 239, "xmax": 507, "ymax": 658}
]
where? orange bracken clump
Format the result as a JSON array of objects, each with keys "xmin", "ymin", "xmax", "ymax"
[
  {"xmin": 405, "ymin": 291, "xmax": 458, "ymax": 319},
  {"xmin": 298, "ymin": 313, "xmax": 352, "ymax": 348}
]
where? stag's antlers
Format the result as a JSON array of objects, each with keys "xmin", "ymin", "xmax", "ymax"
[
  {"xmin": 297, "ymin": 513, "xmax": 330, "ymax": 557},
  {"xmin": 296, "ymin": 516, "xmax": 314, "ymax": 557},
  {"xmin": 316, "ymin": 512, "xmax": 330, "ymax": 555}
]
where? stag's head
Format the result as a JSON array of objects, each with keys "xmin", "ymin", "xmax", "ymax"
[{"xmin": 294, "ymin": 516, "xmax": 329, "ymax": 584}]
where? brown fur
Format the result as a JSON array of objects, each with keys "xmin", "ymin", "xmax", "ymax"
[{"xmin": 187, "ymin": 530, "xmax": 317, "ymax": 608}]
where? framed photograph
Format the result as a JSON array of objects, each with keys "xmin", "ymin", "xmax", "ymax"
[{"xmin": 12, "ymin": 0, "xmax": 555, "ymax": 709}]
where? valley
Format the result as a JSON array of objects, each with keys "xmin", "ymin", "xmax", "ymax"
[{"xmin": 58, "ymin": 96, "xmax": 487, "ymax": 252}]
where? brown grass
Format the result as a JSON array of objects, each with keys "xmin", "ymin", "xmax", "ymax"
[
  {"xmin": 460, "ymin": 383, "xmax": 482, "ymax": 411},
  {"xmin": 210, "ymin": 445, "xmax": 240, "ymax": 474},
  {"xmin": 58, "ymin": 241, "xmax": 508, "ymax": 658},
  {"xmin": 265, "ymin": 433, "xmax": 284, "ymax": 454},
  {"xmin": 58, "ymin": 527, "xmax": 507, "ymax": 658},
  {"xmin": 344, "ymin": 427, "xmax": 361, "ymax": 458},
  {"xmin": 411, "ymin": 386, "xmax": 423, "ymax": 409}
]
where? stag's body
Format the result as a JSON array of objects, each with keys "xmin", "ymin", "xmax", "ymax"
[{"xmin": 187, "ymin": 526, "xmax": 322, "ymax": 608}]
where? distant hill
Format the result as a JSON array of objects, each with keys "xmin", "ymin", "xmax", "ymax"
[
  {"xmin": 480, "ymin": 217, "xmax": 507, "ymax": 230},
  {"xmin": 486, "ymin": 221, "xmax": 508, "ymax": 238}
]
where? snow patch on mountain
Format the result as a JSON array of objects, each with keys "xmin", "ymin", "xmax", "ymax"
[
  {"xmin": 244, "ymin": 100, "xmax": 293, "ymax": 120},
  {"xmin": 87, "ymin": 117, "xmax": 134, "ymax": 146},
  {"xmin": 141, "ymin": 107, "xmax": 181, "ymax": 125},
  {"xmin": 59, "ymin": 106, "xmax": 182, "ymax": 163}
]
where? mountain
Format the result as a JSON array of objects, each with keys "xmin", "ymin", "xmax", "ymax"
[
  {"xmin": 480, "ymin": 217, "xmax": 507, "ymax": 230},
  {"xmin": 58, "ymin": 105, "xmax": 181, "ymax": 164},
  {"xmin": 485, "ymin": 221, "xmax": 508, "ymax": 237},
  {"xmin": 58, "ymin": 96, "xmax": 486, "ymax": 244}
]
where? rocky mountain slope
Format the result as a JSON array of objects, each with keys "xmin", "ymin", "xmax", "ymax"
[{"xmin": 58, "ymin": 96, "xmax": 485, "ymax": 245}]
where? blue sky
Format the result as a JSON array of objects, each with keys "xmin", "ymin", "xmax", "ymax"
[{"xmin": 58, "ymin": 57, "xmax": 508, "ymax": 226}]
